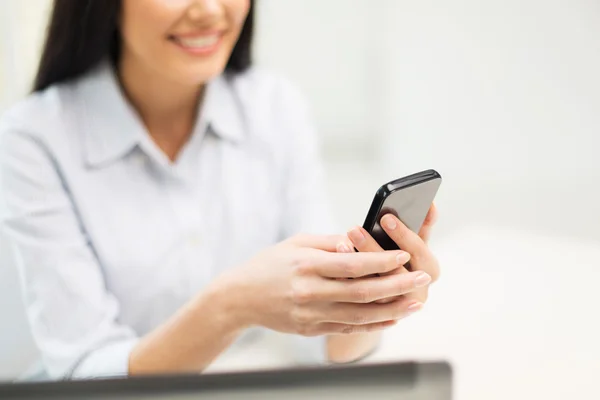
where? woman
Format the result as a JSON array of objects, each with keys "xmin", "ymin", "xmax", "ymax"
[{"xmin": 0, "ymin": 0, "xmax": 440, "ymax": 379}]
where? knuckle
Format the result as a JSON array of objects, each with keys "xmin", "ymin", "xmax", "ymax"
[
  {"xmin": 396, "ymin": 276, "xmax": 415, "ymax": 294},
  {"xmin": 290, "ymin": 283, "xmax": 314, "ymax": 305},
  {"xmin": 351, "ymin": 312, "xmax": 368, "ymax": 325},
  {"xmin": 296, "ymin": 324, "xmax": 316, "ymax": 337},
  {"xmin": 410, "ymin": 242, "xmax": 432, "ymax": 264},
  {"xmin": 350, "ymin": 283, "xmax": 371, "ymax": 303},
  {"xmin": 394, "ymin": 225, "xmax": 412, "ymax": 242},
  {"xmin": 292, "ymin": 256, "xmax": 314, "ymax": 276},
  {"xmin": 340, "ymin": 325, "xmax": 356, "ymax": 335},
  {"xmin": 296, "ymin": 326, "xmax": 309, "ymax": 336},
  {"xmin": 410, "ymin": 250, "xmax": 426, "ymax": 266},
  {"xmin": 383, "ymin": 255, "xmax": 399, "ymax": 273},
  {"xmin": 291, "ymin": 307, "xmax": 314, "ymax": 326},
  {"xmin": 341, "ymin": 258, "xmax": 361, "ymax": 278}
]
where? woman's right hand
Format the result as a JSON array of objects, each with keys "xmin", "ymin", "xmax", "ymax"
[{"xmin": 215, "ymin": 234, "xmax": 432, "ymax": 337}]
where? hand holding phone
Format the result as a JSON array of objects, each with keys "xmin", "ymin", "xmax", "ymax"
[
  {"xmin": 362, "ymin": 169, "xmax": 441, "ymax": 251},
  {"xmin": 344, "ymin": 170, "xmax": 442, "ymax": 306}
]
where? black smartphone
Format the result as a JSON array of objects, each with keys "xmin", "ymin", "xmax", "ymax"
[{"xmin": 362, "ymin": 169, "xmax": 442, "ymax": 251}]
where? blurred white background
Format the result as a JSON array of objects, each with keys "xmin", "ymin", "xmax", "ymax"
[{"xmin": 1, "ymin": 0, "xmax": 599, "ymax": 399}]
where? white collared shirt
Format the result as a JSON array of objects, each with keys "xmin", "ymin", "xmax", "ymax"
[{"xmin": 0, "ymin": 61, "xmax": 335, "ymax": 379}]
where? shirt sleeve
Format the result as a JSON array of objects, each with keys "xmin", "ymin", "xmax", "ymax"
[
  {"xmin": 274, "ymin": 77, "xmax": 339, "ymax": 365},
  {"xmin": 0, "ymin": 127, "xmax": 139, "ymax": 379}
]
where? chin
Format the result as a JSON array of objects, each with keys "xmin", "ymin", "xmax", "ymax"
[{"xmin": 172, "ymin": 59, "xmax": 230, "ymax": 87}]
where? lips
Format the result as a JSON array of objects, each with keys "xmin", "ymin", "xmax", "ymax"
[
  {"xmin": 171, "ymin": 34, "xmax": 220, "ymax": 49},
  {"xmin": 168, "ymin": 31, "xmax": 224, "ymax": 56}
]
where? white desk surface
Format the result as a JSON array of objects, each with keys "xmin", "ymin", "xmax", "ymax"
[{"xmin": 205, "ymin": 225, "xmax": 600, "ymax": 400}]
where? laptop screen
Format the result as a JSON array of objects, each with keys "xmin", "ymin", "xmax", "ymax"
[{"xmin": 0, "ymin": 362, "xmax": 452, "ymax": 400}]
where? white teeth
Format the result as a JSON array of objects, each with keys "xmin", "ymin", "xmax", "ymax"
[{"xmin": 176, "ymin": 35, "xmax": 219, "ymax": 48}]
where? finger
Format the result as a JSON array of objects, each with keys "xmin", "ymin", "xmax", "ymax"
[
  {"xmin": 377, "ymin": 286, "xmax": 430, "ymax": 305},
  {"xmin": 335, "ymin": 240, "xmax": 356, "ymax": 282},
  {"xmin": 289, "ymin": 234, "xmax": 349, "ymax": 252},
  {"xmin": 380, "ymin": 214, "xmax": 430, "ymax": 263},
  {"xmin": 350, "ymin": 227, "xmax": 411, "ymax": 280},
  {"xmin": 347, "ymin": 226, "xmax": 383, "ymax": 252},
  {"xmin": 405, "ymin": 287, "xmax": 430, "ymax": 304},
  {"xmin": 380, "ymin": 214, "xmax": 440, "ymax": 281},
  {"xmin": 418, "ymin": 203, "xmax": 438, "ymax": 243},
  {"xmin": 320, "ymin": 297, "xmax": 424, "ymax": 325},
  {"xmin": 336, "ymin": 239, "xmax": 356, "ymax": 254},
  {"xmin": 375, "ymin": 296, "xmax": 401, "ymax": 304},
  {"xmin": 317, "ymin": 320, "xmax": 398, "ymax": 336},
  {"xmin": 374, "ymin": 264, "xmax": 411, "ymax": 304},
  {"xmin": 311, "ymin": 250, "xmax": 409, "ymax": 279},
  {"xmin": 307, "ymin": 270, "xmax": 431, "ymax": 303},
  {"xmin": 342, "ymin": 231, "xmax": 411, "ymax": 273}
]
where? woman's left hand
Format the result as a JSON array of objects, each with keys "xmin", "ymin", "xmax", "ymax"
[{"xmin": 345, "ymin": 203, "xmax": 440, "ymax": 306}]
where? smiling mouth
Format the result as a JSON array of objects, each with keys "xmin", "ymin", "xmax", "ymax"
[
  {"xmin": 172, "ymin": 34, "xmax": 219, "ymax": 48},
  {"xmin": 169, "ymin": 33, "xmax": 223, "ymax": 55}
]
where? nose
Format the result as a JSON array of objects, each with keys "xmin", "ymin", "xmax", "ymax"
[{"xmin": 187, "ymin": 0, "xmax": 225, "ymax": 22}]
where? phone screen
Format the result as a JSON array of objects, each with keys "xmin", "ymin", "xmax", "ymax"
[{"xmin": 368, "ymin": 178, "xmax": 441, "ymax": 251}]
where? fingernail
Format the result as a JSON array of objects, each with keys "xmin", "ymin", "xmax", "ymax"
[
  {"xmin": 382, "ymin": 215, "xmax": 397, "ymax": 230},
  {"xmin": 414, "ymin": 272, "xmax": 432, "ymax": 288},
  {"xmin": 337, "ymin": 242, "xmax": 351, "ymax": 253},
  {"xmin": 348, "ymin": 228, "xmax": 365, "ymax": 244},
  {"xmin": 407, "ymin": 302, "xmax": 423, "ymax": 313},
  {"xmin": 396, "ymin": 251, "xmax": 410, "ymax": 265}
]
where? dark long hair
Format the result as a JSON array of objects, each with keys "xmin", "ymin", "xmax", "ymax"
[{"xmin": 33, "ymin": 0, "xmax": 254, "ymax": 92}]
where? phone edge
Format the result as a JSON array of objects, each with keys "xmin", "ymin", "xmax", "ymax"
[{"xmin": 361, "ymin": 169, "xmax": 442, "ymax": 232}]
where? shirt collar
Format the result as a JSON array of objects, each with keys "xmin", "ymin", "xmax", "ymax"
[
  {"xmin": 76, "ymin": 60, "xmax": 245, "ymax": 168},
  {"xmin": 202, "ymin": 73, "xmax": 246, "ymax": 145}
]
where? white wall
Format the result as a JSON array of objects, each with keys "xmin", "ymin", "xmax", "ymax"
[
  {"xmin": 254, "ymin": 0, "xmax": 380, "ymax": 161},
  {"xmin": 255, "ymin": 0, "xmax": 600, "ymax": 242},
  {"xmin": 373, "ymin": 0, "xmax": 600, "ymax": 241},
  {"xmin": 0, "ymin": 0, "xmax": 51, "ymax": 111},
  {"xmin": 380, "ymin": 0, "xmax": 600, "ymax": 181}
]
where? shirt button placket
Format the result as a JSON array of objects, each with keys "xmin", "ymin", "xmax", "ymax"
[{"xmin": 164, "ymin": 173, "xmax": 205, "ymax": 295}]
